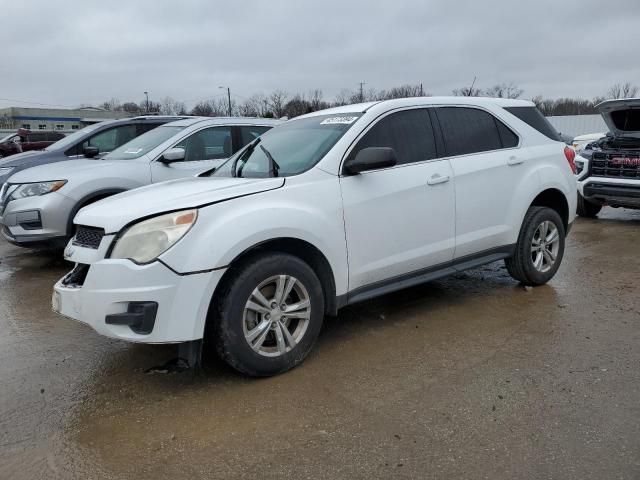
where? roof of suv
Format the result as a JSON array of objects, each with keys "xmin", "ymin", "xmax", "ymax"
[
  {"xmin": 166, "ymin": 117, "xmax": 283, "ymax": 127},
  {"xmin": 298, "ymin": 96, "xmax": 535, "ymax": 118}
]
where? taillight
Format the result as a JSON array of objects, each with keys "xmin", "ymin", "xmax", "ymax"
[{"xmin": 564, "ymin": 146, "xmax": 577, "ymax": 174}]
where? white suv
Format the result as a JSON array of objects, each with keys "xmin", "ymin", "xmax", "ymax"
[{"xmin": 53, "ymin": 97, "xmax": 577, "ymax": 376}]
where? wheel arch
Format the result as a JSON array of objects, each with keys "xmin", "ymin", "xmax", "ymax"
[
  {"xmin": 211, "ymin": 237, "xmax": 339, "ymax": 319},
  {"xmin": 529, "ymin": 188, "xmax": 570, "ymax": 233}
]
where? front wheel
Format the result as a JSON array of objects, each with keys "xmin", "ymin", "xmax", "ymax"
[
  {"xmin": 505, "ymin": 206, "xmax": 565, "ymax": 286},
  {"xmin": 211, "ymin": 253, "xmax": 325, "ymax": 376},
  {"xmin": 577, "ymin": 192, "xmax": 602, "ymax": 218}
]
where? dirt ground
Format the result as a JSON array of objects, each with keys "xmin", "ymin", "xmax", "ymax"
[{"xmin": 0, "ymin": 209, "xmax": 638, "ymax": 479}]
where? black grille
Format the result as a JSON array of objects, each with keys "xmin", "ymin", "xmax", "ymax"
[
  {"xmin": 591, "ymin": 151, "xmax": 640, "ymax": 179},
  {"xmin": 73, "ymin": 226, "xmax": 105, "ymax": 249}
]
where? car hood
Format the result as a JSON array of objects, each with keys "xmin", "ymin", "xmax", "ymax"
[
  {"xmin": 7, "ymin": 159, "xmax": 118, "ymax": 183},
  {"xmin": 75, "ymin": 176, "xmax": 285, "ymax": 233},
  {"xmin": 597, "ymin": 98, "xmax": 640, "ymax": 138},
  {"xmin": 0, "ymin": 149, "xmax": 53, "ymax": 169}
]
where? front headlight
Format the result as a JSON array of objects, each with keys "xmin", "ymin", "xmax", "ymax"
[
  {"xmin": 110, "ymin": 209, "xmax": 198, "ymax": 264},
  {"xmin": 7, "ymin": 180, "xmax": 67, "ymax": 202},
  {"xmin": 0, "ymin": 167, "xmax": 14, "ymax": 177}
]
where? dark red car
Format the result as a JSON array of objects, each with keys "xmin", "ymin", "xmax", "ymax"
[{"xmin": 0, "ymin": 129, "xmax": 65, "ymax": 158}]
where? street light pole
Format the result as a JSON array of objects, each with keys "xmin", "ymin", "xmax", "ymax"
[
  {"xmin": 219, "ymin": 86, "xmax": 232, "ymax": 116},
  {"xmin": 144, "ymin": 91, "xmax": 149, "ymax": 113}
]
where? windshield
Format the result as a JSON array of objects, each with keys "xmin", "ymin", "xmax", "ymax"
[
  {"xmin": 211, "ymin": 113, "xmax": 362, "ymax": 178},
  {"xmin": 45, "ymin": 124, "xmax": 101, "ymax": 151},
  {"xmin": 105, "ymin": 126, "xmax": 186, "ymax": 160},
  {"xmin": 0, "ymin": 133, "xmax": 16, "ymax": 143}
]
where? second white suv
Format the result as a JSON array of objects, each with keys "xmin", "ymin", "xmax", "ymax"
[{"xmin": 53, "ymin": 97, "xmax": 577, "ymax": 376}]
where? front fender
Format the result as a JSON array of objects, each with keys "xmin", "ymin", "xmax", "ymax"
[{"xmin": 159, "ymin": 176, "xmax": 349, "ymax": 295}]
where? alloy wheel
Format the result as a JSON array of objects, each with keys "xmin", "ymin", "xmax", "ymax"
[
  {"xmin": 242, "ymin": 275, "xmax": 311, "ymax": 357},
  {"xmin": 531, "ymin": 220, "xmax": 560, "ymax": 273}
]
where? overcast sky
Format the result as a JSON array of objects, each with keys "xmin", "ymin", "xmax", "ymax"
[{"xmin": 1, "ymin": 0, "xmax": 638, "ymax": 110}]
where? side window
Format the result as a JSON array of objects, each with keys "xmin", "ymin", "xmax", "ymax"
[
  {"xmin": 239, "ymin": 126, "xmax": 271, "ymax": 146},
  {"xmin": 27, "ymin": 133, "xmax": 45, "ymax": 142},
  {"xmin": 83, "ymin": 125, "xmax": 137, "ymax": 153},
  {"xmin": 436, "ymin": 107, "xmax": 503, "ymax": 156},
  {"xmin": 175, "ymin": 127, "xmax": 232, "ymax": 161},
  {"xmin": 137, "ymin": 123, "xmax": 161, "ymax": 136},
  {"xmin": 496, "ymin": 119, "xmax": 519, "ymax": 148},
  {"xmin": 350, "ymin": 109, "xmax": 437, "ymax": 165}
]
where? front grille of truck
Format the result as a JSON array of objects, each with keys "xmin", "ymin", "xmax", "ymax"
[
  {"xmin": 591, "ymin": 151, "xmax": 640, "ymax": 179},
  {"xmin": 72, "ymin": 226, "xmax": 105, "ymax": 249}
]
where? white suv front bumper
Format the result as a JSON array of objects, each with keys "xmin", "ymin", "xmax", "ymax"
[{"xmin": 53, "ymin": 239, "xmax": 225, "ymax": 343}]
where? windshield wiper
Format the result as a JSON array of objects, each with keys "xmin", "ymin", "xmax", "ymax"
[
  {"xmin": 260, "ymin": 144, "xmax": 280, "ymax": 177},
  {"xmin": 232, "ymin": 138, "xmax": 261, "ymax": 178}
]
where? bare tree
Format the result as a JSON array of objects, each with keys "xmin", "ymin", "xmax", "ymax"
[
  {"xmin": 268, "ymin": 90, "xmax": 289, "ymax": 118},
  {"xmin": 333, "ymin": 88, "xmax": 353, "ymax": 106},
  {"xmin": 100, "ymin": 98, "xmax": 121, "ymax": 111},
  {"xmin": 190, "ymin": 98, "xmax": 227, "ymax": 117},
  {"xmin": 607, "ymin": 82, "xmax": 639, "ymax": 99},
  {"xmin": 121, "ymin": 102, "xmax": 141, "ymax": 115},
  {"xmin": 159, "ymin": 96, "xmax": 187, "ymax": 115},
  {"xmin": 452, "ymin": 86, "xmax": 482, "ymax": 97},
  {"xmin": 309, "ymin": 89, "xmax": 329, "ymax": 111},
  {"xmin": 376, "ymin": 84, "xmax": 428, "ymax": 100},
  {"xmin": 483, "ymin": 82, "xmax": 523, "ymax": 99},
  {"xmin": 238, "ymin": 94, "xmax": 268, "ymax": 117}
]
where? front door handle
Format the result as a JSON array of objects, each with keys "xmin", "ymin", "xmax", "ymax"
[
  {"xmin": 427, "ymin": 174, "xmax": 450, "ymax": 185},
  {"xmin": 508, "ymin": 155, "xmax": 524, "ymax": 166}
]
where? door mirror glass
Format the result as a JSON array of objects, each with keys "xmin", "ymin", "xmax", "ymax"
[
  {"xmin": 159, "ymin": 147, "xmax": 186, "ymax": 163},
  {"xmin": 83, "ymin": 146, "xmax": 99, "ymax": 158},
  {"xmin": 343, "ymin": 147, "xmax": 397, "ymax": 175}
]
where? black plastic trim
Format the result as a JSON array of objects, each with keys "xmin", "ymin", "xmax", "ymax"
[
  {"xmin": 344, "ymin": 245, "xmax": 515, "ymax": 306},
  {"xmin": 105, "ymin": 301, "xmax": 158, "ymax": 335},
  {"xmin": 583, "ymin": 182, "xmax": 640, "ymax": 199}
]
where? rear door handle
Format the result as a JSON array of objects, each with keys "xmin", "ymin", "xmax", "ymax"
[
  {"xmin": 427, "ymin": 174, "xmax": 450, "ymax": 185},
  {"xmin": 508, "ymin": 155, "xmax": 524, "ymax": 166}
]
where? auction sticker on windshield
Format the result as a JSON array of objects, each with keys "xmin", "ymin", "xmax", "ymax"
[{"xmin": 320, "ymin": 116, "xmax": 359, "ymax": 125}]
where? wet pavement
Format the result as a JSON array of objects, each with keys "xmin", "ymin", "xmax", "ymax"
[{"xmin": 0, "ymin": 209, "xmax": 639, "ymax": 479}]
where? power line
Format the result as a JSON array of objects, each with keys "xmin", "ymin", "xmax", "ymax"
[{"xmin": 0, "ymin": 97, "xmax": 77, "ymax": 108}]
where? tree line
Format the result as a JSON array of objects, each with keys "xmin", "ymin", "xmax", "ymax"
[{"xmin": 98, "ymin": 82, "xmax": 638, "ymax": 119}]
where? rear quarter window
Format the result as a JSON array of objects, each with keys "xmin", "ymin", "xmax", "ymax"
[{"xmin": 504, "ymin": 106, "xmax": 561, "ymax": 141}]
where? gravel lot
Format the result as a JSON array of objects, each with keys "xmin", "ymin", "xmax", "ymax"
[{"xmin": 0, "ymin": 209, "xmax": 638, "ymax": 479}]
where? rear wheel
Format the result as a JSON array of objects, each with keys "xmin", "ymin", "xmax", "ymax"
[
  {"xmin": 577, "ymin": 192, "xmax": 602, "ymax": 218},
  {"xmin": 505, "ymin": 206, "xmax": 565, "ymax": 286},
  {"xmin": 211, "ymin": 253, "xmax": 325, "ymax": 376}
]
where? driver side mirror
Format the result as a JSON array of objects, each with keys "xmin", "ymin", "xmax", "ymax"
[
  {"xmin": 83, "ymin": 146, "xmax": 99, "ymax": 158},
  {"xmin": 343, "ymin": 147, "xmax": 398, "ymax": 175},
  {"xmin": 159, "ymin": 147, "xmax": 185, "ymax": 164}
]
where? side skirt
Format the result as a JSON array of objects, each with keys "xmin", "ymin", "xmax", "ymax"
[{"xmin": 337, "ymin": 245, "xmax": 515, "ymax": 308}]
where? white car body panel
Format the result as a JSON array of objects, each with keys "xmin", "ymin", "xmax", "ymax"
[{"xmin": 340, "ymin": 159, "xmax": 455, "ymax": 290}]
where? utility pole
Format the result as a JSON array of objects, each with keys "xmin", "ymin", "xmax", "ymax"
[
  {"xmin": 219, "ymin": 86, "xmax": 232, "ymax": 116},
  {"xmin": 358, "ymin": 82, "xmax": 366, "ymax": 102},
  {"xmin": 144, "ymin": 91, "xmax": 149, "ymax": 113},
  {"xmin": 420, "ymin": 83, "xmax": 424, "ymax": 96}
]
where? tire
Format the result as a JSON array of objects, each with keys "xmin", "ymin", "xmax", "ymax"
[
  {"xmin": 505, "ymin": 206, "xmax": 565, "ymax": 286},
  {"xmin": 211, "ymin": 253, "xmax": 325, "ymax": 377},
  {"xmin": 577, "ymin": 192, "xmax": 602, "ymax": 218}
]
